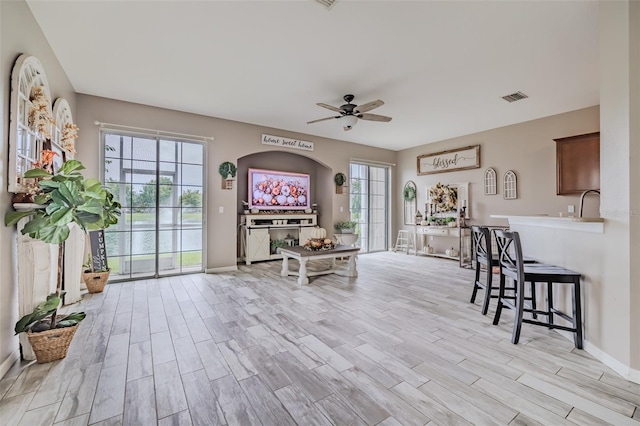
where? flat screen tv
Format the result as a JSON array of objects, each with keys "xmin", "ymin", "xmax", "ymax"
[{"xmin": 248, "ymin": 168, "xmax": 310, "ymax": 211}]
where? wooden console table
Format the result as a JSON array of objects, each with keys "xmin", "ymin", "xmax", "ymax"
[{"xmin": 280, "ymin": 245, "xmax": 360, "ymax": 285}]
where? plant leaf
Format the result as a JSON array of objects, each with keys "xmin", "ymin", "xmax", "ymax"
[
  {"xmin": 23, "ymin": 168, "xmax": 52, "ymax": 178},
  {"xmin": 50, "ymin": 207, "xmax": 73, "ymax": 226},
  {"xmin": 4, "ymin": 211, "xmax": 34, "ymax": 227},
  {"xmin": 59, "ymin": 160, "xmax": 85, "ymax": 174},
  {"xmin": 37, "ymin": 224, "xmax": 70, "ymax": 244}
]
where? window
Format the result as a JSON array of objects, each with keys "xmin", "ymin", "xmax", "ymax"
[{"xmin": 350, "ymin": 163, "xmax": 390, "ymax": 253}]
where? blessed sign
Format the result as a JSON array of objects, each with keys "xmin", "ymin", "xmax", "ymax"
[
  {"xmin": 262, "ymin": 134, "xmax": 314, "ymax": 151},
  {"xmin": 417, "ymin": 145, "xmax": 480, "ymax": 175}
]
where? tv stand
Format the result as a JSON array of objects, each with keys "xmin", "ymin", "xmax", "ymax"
[{"xmin": 240, "ymin": 213, "xmax": 318, "ymax": 265}]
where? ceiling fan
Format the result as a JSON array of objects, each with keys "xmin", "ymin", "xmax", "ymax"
[{"xmin": 307, "ymin": 94, "xmax": 392, "ymax": 131}]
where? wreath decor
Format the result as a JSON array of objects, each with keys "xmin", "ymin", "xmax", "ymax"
[
  {"xmin": 403, "ymin": 186, "xmax": 416, "ymax": 202},
  {"xmin": 334, "ymin": 172, "xmax": 346, "ymax": 186},
  {"xmin": 218, "ymin": 161, "xmax": 237, "ymax": 178},
  {"xmin": 429, "ymin": 182, "xmax": 457, "ymax": 212}
]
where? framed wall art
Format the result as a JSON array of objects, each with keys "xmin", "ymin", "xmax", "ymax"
[{"xmin": 417, "ymin": 145, "xmax": 480, "ymax": 175}]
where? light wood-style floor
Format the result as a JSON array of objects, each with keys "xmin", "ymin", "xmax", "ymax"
[{"xmin": 1, "ymin": 252, "xmax": 639, "ymax": 426}]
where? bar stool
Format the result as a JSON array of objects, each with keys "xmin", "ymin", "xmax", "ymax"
[
  {"xmin": 470, "ymin": 226, "xmax": 537, "ymax": 315},
  {"xmin": 393, "ymin": 230, "xmax": 415, "ymax": 254},
  {"xmin": 470, "ymin": 226, "xmax": 496, "ymax": 315},
  {"xmin": 492, "ymin": 230, "xmax": 583, "ymax": 349}
]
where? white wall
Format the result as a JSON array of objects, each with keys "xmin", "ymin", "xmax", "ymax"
[{"xmin": 0, "ymin": 0, "xmax": 77, "ymax": 375}]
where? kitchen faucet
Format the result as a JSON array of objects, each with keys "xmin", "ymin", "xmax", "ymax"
[{"xmin": 579, "ymin": 189, "xmax": 600, "ymax": 218}]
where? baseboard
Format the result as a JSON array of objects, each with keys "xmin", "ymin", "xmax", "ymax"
[
  {"xmin": 0, "ymin": 349, "xmax": 20, "ymax": 379},
  {"xmin": 206, "ymin": 265, "xmax": 238, "ymax": 273},
  {"xmin": 584, "ymin": 340, "xmax": 640, "ymax": 385}
]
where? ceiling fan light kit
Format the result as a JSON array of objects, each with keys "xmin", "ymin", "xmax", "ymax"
[{"xmin": 308, "ymin": 94, "xmax": 392, "ymax": 131}]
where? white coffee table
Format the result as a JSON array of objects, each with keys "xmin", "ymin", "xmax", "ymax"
[{"xmin": 280, "ymin": 245, "xmax": 360, "ymax": 285}]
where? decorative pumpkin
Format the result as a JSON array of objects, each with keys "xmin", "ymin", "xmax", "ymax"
[
  {"xmin": 445, "ymin": 247, "xmax": 458, "ymax": 257},
  {"xmin": 311, "ymin": 227, "xmax": 326, "ymax": 239}
]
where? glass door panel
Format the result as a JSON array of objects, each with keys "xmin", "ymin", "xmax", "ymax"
[
  {"xmin": 103, "ymin": 132, "xmax": 205, "ymax": 281},
  {"xmin": 350, "ymin": 163, "xmax": 389, "ymax": 253}
]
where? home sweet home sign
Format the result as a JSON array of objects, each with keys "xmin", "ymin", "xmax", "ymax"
[{"xmin": 417, "ymin": 145, "xmax": 480, "ymax": 175}]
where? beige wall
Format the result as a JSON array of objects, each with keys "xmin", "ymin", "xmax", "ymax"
[
  {"xmin": 599, "ymin": 0, "xmax": 639, "ymax": 375},
  {"xmin": 395, "ymin": 106, "xmax": 600, "ymax": 232},
  {"xmin": 75, "ymin": 94, "xmax": 397, "ymax": 270},
  {"xmin": 0, "ymin": 0, "xmax": 77, "ymax": 374}
]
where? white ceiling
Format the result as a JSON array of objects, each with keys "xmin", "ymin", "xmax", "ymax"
[{"xmin": 26, "ymin": 0, "xmax": 599, "ymax": 151}]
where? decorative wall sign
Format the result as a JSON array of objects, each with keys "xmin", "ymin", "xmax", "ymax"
[
  {"xmin": 88, "ymin": 230, "xmax": 109, "ymax": 272},
  {"xmin": 484, "ymin": 167, "xmax": 497, "ymax": 195},
  {"xmin": 262, "ymin": 134, "xmax": 314, "ymax": 151},
  {"xmin": 503, "ymin": 170, "xmax": 517, "ymax": 199},
  {"xmin": 417, "ymin": 145, "xmax": 480, "ymax": 175}
]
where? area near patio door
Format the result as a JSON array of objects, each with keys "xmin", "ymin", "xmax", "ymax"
[
  {"xmin": 350, "ymin": 162, "xmax": 389, "ymax": 252},
  {"xmin": 101, "ymin": 131, "xmax": 205, "ymax": 280}
]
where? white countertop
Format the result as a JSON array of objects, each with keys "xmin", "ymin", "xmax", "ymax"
[{"xmin": 491, "ymin": 215, "xmax": 604, "ymax": 233}]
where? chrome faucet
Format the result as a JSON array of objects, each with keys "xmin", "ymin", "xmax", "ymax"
[{"xmin": 579, "ymin": 189, "xmax": 600, "ymax": 218}]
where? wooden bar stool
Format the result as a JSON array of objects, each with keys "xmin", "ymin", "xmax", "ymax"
[
  {"xmin": 470, "ymin": 226, "xmax": 536, "ymax": 315},
  {"xmin": 470, "ymin": 226, "xmax": 496, "ymax": 315},
  {"xmin": 492, "ymin": 230, "xmax": 583, "ymax": 349}
]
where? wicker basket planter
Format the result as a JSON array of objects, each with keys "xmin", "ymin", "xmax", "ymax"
[
  {"xmin": 27, "ymin": 324, "xmax": 78, "ymax": 363},
  {"xmin": 82, "ymin": 270, "xmax": 110, "ymax": 293}
]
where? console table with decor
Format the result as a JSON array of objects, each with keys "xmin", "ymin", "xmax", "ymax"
[{"xmin": 413, "ymin": 225, "xmax": 472, "ymax": 267}]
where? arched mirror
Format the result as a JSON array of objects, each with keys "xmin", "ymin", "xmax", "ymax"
[
  {"xmin": 504, "ymin": 170, "xmax": 518, "ymax": 199},
  {"xmin": 403, "ymin": 180, "xmax": 417, "ymax": 225},
  {"xmin": 8, "ymin": 54, "xmax": 54, "ymax": 192}
]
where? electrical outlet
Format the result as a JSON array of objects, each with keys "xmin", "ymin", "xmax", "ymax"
[
  {"xmin": 568, "ymin": 205, "xmax": 575, "ymax": 213},
  {"xmin": 340, "ymin": 206, "xmax": 344, "ymax": 212},
  {"xmin": 219, "ymin": 206, "xmax": 224, "ymax": 214}
]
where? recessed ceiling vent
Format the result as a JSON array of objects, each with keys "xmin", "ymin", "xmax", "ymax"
[
  {"xmin": 502, "ymin": 91, "xmax": 528, "ymax": 103},
  {"xmin": 315, "ymin": 0, "xmax": 336, "ymax": 10}
]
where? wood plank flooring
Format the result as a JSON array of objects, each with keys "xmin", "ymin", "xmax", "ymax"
[{"xmin": 1, "ymin": 252, "xmax": 639, "ymax": 425}]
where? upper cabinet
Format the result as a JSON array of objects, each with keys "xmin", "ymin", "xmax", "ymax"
[{"xmin": 555, "ymin": 132, "xmax": 600, "ymax": 195}]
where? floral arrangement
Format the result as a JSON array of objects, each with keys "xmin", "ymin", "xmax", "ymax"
[
  {"xmin": 303, "ymin": 238, "xmax": 335, "ymax": 251},
  {"xmin": 28, "ymin": 86, "xmax": 54, "ymax": 139},
  {"xmin": 429, "ymin": 182, "xmax": 457, "ymax": 212},
  {"xmin": 252, "ymin": 175, "xmax": 308, "ymax": 207},
  {"xmin": 60, "ymin": 123, "xmax": 79, "ymax": 154}
]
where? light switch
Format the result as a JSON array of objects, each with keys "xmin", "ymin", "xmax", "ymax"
[
  {"xmin": 340, "ymin": 206, "xmax": 344, "ymax": 212},
  {"xmin": 568, "ymin": 205, "xmax": 574, "ymax": 213},
  {"xmin": 219, "ymin": 206, "xmax": 224, "ymax": 213}
]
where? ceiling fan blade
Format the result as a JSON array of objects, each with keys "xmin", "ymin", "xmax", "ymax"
[
  {"xmin": 307, "ymin": 116, "xmax": 339, "ymax": 124},
  {"xmin": 316, "ymin": 103, "xmax": 343, "ymax": 113},
  {"xmin": 358, "ymin": 113, "xmax": 392, "ymax": 122},
  {"xmin": 354, "ymin": 99, "xmax": 384, "ymax": 114}
]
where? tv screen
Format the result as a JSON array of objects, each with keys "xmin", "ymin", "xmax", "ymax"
[{"xmin": 248, "ymin": 168, "xmax": 310, "ymax": 211}]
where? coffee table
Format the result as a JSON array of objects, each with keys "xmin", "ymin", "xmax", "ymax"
[{"xmin": 279, "ymin": 245, "xmax": 360, "ymax": 285}]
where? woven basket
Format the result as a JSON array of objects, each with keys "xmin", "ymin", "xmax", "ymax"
[
  {"xmin": 82, "ymin": 270, "xmax": 110, "ymax": 293},
  {"xmin": 27, "ymin": 325, "xmax": 78, "ymax": 363}
]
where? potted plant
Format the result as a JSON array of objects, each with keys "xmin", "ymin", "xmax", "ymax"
[
  {"xmin": 82, "ymin": 254, "xmax": 110, "ymax": 293},
  {"xmin": 334, "ymin": 221, "xmax": 357, "ymax": 234},
  {"xmin": 271, "ymin": 239, "xmax": 287, "ymax": 254},
  {"xmin": 5, "ymin": 158, "xmax": 121, "ymax": 362}
]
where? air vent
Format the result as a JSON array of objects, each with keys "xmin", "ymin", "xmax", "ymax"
[
  {"xmin": 315, "ymin": 0, "xmax": 336, "ymax": 9},
  {"xmin": 502, "ymin": 91, "xmax": 528, "ymax": 102}
]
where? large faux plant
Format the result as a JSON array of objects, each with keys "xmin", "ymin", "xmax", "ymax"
[{"xmin": 5, "ymin": 159, "xmax": 121, "ymax": 331}]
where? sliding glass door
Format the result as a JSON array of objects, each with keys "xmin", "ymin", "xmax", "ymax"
[
  {"xmin": 102, "ymin": 131, "xmax": 205, "ymax": 280},
  {"xmin": 349, "ymin": 163, "xmax": 389, "ymax": 253}
]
